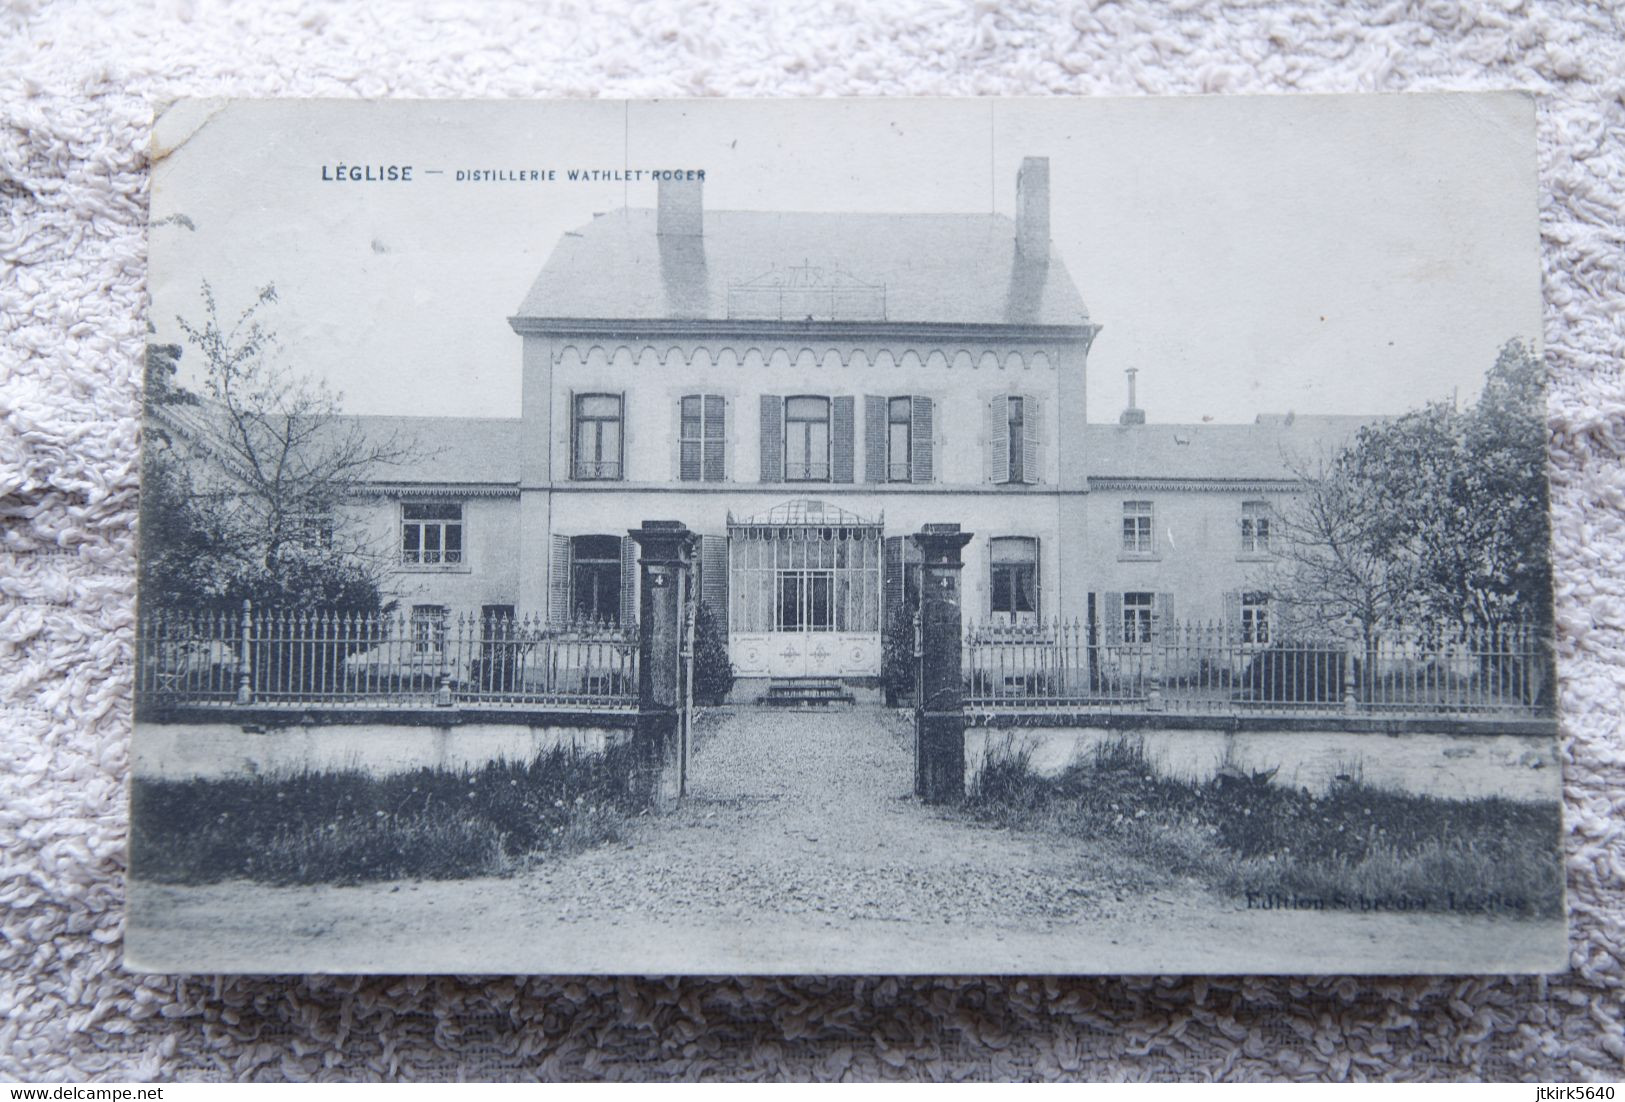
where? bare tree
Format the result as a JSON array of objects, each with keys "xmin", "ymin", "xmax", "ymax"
[{"xmin": 143, "ymin": 282, "xmax": 422, "ymax": 610}]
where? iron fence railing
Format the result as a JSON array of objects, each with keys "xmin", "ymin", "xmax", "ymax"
[
  {"xmin": 136, "ymin": 603, "xmax": 639, "ymax": 712},
  {"xmin": 963, "ymin": 618, "xmax": 1553, "ymax": 718}
]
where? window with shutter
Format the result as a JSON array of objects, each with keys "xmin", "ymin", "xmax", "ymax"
[
  {"xmin": 885, "ymin": 396, "xmax": 912, "ymax": 481},
  {"xmin": 864, "ymin": 396, "xmax": 888, "ymax": 483},
  {"xmin": 570, "ymin": 535, "xmax": 622, "ymax": 624},
  {"xmin": 1007, "ymin": 396, "xmax": 1025, "ymax": 484},
  {"xmin": 679, "ymin": 395, "xmax": 727, "ymax": 481},
  {"xmin": 1240, "ymin": 591, "xmax": 1270, "ymax": 645},
  {"xmin": 989, "ymin": 536, "xmax": 1040, "ymax": 624},
  {"xmin": 572, "ymin": 393, "xmax": 624, "ymax": 480},
  {"xmin": 759, "ymin": 395, "xmax": 784, "ymax": 482},
  {"xmin": 784, "ymin": 396, "xmax": 829, "ymax": 481},
  {"xmin": 1122, "ymin": 591, "xmax": 1155, "ymax": 643}
]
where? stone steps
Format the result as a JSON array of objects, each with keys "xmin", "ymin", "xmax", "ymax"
[{"xmin": 756, "ymin": 678, "xmax": 857, "ymax": 708}]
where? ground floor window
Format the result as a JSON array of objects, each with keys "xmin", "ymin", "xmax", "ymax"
[
  {"xmin": 989, "ymin": 536, "xmax": 1039, "ymax": 623},
  {"xmin": 571, "ymin": 535, "xmax": 622, "ymax": 623},
  {"xmin": 1241, "ymin": 591, "xmax": 1271, "ymax": 644},
  {"xmin": 410, "ymin": 604, "xmax": 447, "ymax": 654},
  {"xmin": 1122, "ymin": 591, "xmax": 1155, "ymax": 643}
]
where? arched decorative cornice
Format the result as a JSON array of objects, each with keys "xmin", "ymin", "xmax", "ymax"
[
  {"xmin": 553, "ymin": 340, "xmax": 1080, "ymax": 372},
  {"xmin": 1087, "ymin": 476, "xmax": 1304, "ymax": 494}
]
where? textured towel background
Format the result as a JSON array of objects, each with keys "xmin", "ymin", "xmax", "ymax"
[{"xmin": 1, "ymin": 0, "xmax": 1622, "ymax": 1082}]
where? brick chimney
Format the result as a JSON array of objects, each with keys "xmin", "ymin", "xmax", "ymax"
[
  {"xmin": 658, "ymin": 176, "xmax": 703, "ymax": 237},
  {"xmin": 1015, "ymin": 156, "xmax": 1049, "ymax": 262}
]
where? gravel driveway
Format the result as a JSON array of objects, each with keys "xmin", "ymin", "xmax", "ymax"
[
  {"xmin": 126, "ymin": 706, "xmax": 1568, "ymax": 973},
  {"xmin": 526, "ymin": 706, "xmax": 1107, "ymax": 931}
]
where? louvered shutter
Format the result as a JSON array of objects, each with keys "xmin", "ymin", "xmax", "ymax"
[
  {"xmin": 1223, "ymin": 590, "xmax": 1242, "ymax": 641},
  {"xmin": 864, "ymin": 396, "xmax": 887, "ymax": 483},
  {"xmin": 883, "ymin": 536, "xmax": 904, "ymax": 626},
  {"xmin": 703, "ymin": 395, "xmax": 726, "ymax": 482},
  {"xmin": 565, "ymin": 389, "xmax": 577, "ymax": 480},
  {"xmin": 1154, "ymin": 592, "xmax": 1174, "ymax": 642},
  {"xmin": 1022, "ymin": 395, "xmax": 1043, "ymax": 485},
  {"xmin": 911, "ymin": 396, "xmax": 934, "ymax": 483},
  {"xmin": 1103, "ymin": 592, "xmax": 1124, "ymax": 645},
  {"xmin": 987, "ymin": 395, "xmax": 1009, "ymax": 483},
  {"xmin": 759, "ymin": 395, "xmax": 783, "ymax": 482},
  {"xmin": 677, "ymin": 395, "xmax": 700, "ymax": 481},
  {"xmin": 700, "ymin": 534, "xmax": 728, "ymax": 633},
  {"xmin": 619, "ymin": 537, "xmax": 639, "ymax": 627},
  {"xmin": 549, "ymin": 535, "xmax": 571, "ymax": 624},
  {"xmin": 1031, "ymin": 536, "xmax": 1041, "ymax": 619},
  {"xmin": 616, "ymin": 390, "xmax": 628, "ymax": 478},
  {"xmin": 832, "ymin": 395, "xmax": 855, "ymax": 483}
]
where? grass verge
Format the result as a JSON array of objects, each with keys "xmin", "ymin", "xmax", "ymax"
[
  {"xmin": 964, "ymin": 734, "xmax": 1563, "ymax": 919},
  {"xmin": 131, "ymin": 741, "xmax": 648, "ymax": 885}
]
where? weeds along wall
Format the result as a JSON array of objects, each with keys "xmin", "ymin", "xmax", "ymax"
[
  {"xmin": 963, "ymin": 725, "xmax": 1561, "ymax": 802},
  {"xmin": 134, "ymin": 718, "xmax": 635, "ymax": 782}
]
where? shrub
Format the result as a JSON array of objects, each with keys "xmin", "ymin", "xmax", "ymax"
[
  {"xmin": 130, "ymin": 741, "xmax": 650, "ymax": 886},
  {"xmin": 881, "ymin": 597, "xmax": 919, "ymax": 707},
  {"xmin": 692, "ymin": 603, "xmax": 734, "ymax": 705},
  {"xmin": 1240, "ymin": 643, "xmax": 1351, "ymax": 704},
  {"xmin": 958, "ymin": 737, "xmax": 1563, "ymax": 918}
]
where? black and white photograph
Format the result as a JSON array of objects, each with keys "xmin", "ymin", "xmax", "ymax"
[{"xmin": 127, "ymin": 94, "xmax": 1563, "ymax": 975}]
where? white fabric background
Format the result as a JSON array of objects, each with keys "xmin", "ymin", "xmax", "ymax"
[{"xmin": 1, "ymin": 0, "xmax": 1621, "ymax": 1081}]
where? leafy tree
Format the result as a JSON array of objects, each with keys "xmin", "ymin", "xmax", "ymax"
[
  {"xmin": 1271, "ymin": 338, "xmax": 1553, "ymax": 663},
  {"xmin": 140, "ymin": 282, "xmax": 417, "ymax": 613}
]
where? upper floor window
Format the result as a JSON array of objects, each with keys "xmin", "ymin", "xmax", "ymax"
[
  {"xmin": 1240, "ymin": 500, "xmax": 1272, "ymax": 555},
  {"xmin": 1122, "ymin": 500, "xmax": 1154, "ymax": 556},
  {"xmin": 1006, "ymin": 398, "xmax": 1025, "ymax": 484},
  {"xmin": 401, "ymin": 502, "xmax": 462, "ymax": 566},
  {"xmin": 1241, "ymin": 591, "xmax": 1271, "ymax": 644},
  {"xmin": 679, "ymin": 394, "xmax": 726, "ymax": 482},
  {"xmin": 785, "ymin": 396, "xmax": 831, "ymax": 482},
  {"xmin": 887, "ymin": 397, "xmax": 912, "ymax": 482},
  {"xmin": 410, "ymin": 604, "xmax": 447, "ymax": 654},
  {"xmin": 990, "ymin": 536, "xmax": 1040, "ymax": 624},
  {"xmin": 987, "ymin": 393, "xmax": 1042, "ymax": 485},
  {"xmin": 572, "ymin": 393, "xmax": 623, "ymax": 480}
]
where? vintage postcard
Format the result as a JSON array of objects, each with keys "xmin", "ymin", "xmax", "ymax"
[{"xmin": 129, "ymin": 95, "xmax": 1563, "ymax": 974}]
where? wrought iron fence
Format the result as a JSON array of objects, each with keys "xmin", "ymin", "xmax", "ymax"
[
  {"xmin": 963, "ymin": 618, "xmax": 1553, "ymax": 718},
  {"xmin": 136, "ymin": 603, "xmax": 639, "ymax": 711}
]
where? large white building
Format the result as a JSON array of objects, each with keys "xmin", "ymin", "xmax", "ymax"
[{"xmin": 156, "ymin": 158, "xmax": 1366, "ymax": 682}]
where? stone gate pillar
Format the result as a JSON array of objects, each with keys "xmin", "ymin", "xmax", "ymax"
[
  {"xmin": 912, "ymin": 523, "xmax": 974, "ymax": 803},
  {"xmin": 628, "ymin": 520, "xmax": 696, "ymax": 810}
]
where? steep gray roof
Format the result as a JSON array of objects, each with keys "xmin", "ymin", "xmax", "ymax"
[
  {"xmin": 1084, "ymin": 415, "xmax": 1375, "ymax": 483},
  {"xmin": 514, "ymin": 209, "xmax": 1090, "ymax": 328},
  {"xmin": 325, "ymin": 416, "xmax": 521, "ymax": 486},
  {"xmin": 147, "ymin": 403, "xmax": 522, "ymax": 487}
]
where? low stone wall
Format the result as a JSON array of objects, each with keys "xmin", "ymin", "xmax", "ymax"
[
  {"xmin": 135, "ymin": 715, "xmax": 635, "ymax": 781},
  {"xmin": 964, "ymin": 723, "xmax": 1561, "ymax": 802}
]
